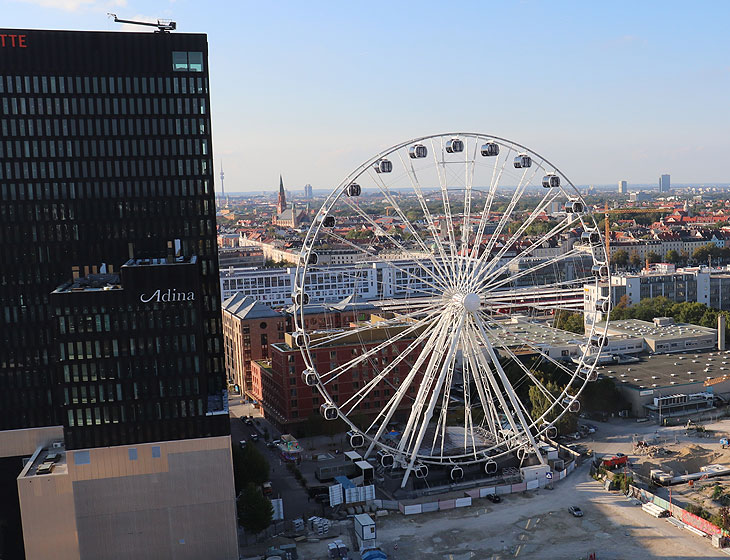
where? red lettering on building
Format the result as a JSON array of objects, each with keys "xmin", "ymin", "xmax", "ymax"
[{"xmin": 0, "ymin": 34, "xmax": 28, "ymax": 48}]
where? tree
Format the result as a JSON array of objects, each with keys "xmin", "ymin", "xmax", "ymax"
[
  {"xmin": 646, "ymin": 251, "xmax": 661, "ymax": 264},
  {"xmin": 612, "ymin": 249, "xmax": 628, "ymax": 268},
  {"xmin": 629, "ymin": 252, "xmax": 641, "ymax": 268},
  {"xmin": 554, "ymin": 310, "xmax": 584, "ymax": 334},
  {"xmin": 232, "ymin": 442, "xmax": 270, "ymax": 494},
  {"xmin": 529, "ymin": 380, "xmax": 577, "ymax": 435},
  {"xmin": 693, "ymin": 243, "xmax": 714, "ymax": 264},
  {"xmin": 665, "ymin": 249, "xmax": 681, "ymax": 264},
  {"xmin": 238, "ymin": 483, "xmax": 273, "ymax": 534}
]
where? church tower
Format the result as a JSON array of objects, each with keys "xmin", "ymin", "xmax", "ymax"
[{"xmin": 277, "ymin": 174, "xmax": 287, "ymax": 215}]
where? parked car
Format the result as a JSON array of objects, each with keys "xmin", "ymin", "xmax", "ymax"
[
  {"xmin": 568, "ymin": 506, "xmax": 583, "ymax": 517},
  {"xmin": 486, "ymin": 493, "xmax": 501, "ymax": 503},
  {"xmin": 239, "ymin": 440, "xmax": 246, "ymax": 449},
  {"xmin": 314, "ymin": 493, "xmax": 330, "ymax": 504},
  {"xmin": 262, "ymin": 481, "xmax": 272, "ymax": 495},
  {"xmin": 250, "ymin": 433, "xmax": 259, "ymax": 442}
]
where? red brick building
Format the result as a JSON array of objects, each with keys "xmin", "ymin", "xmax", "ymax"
[
  {"xmin": 252, "ymin": 318, "xmax": 427, "ymax": 430},
  {"xmin": 222, "ymin": 294, "xmax": 285, "ymax": 395}
]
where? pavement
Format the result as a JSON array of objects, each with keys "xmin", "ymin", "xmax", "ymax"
[
  {"xmin": 229, "ymin": 398, "xmax": 318, "ymax": 522},
  {"xmin": 294, "ymin": 462, "xmax": 728, "ymax": 560}
]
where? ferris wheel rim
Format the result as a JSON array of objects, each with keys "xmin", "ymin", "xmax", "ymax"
[{"xmin": 292, "ymin": 132, "xmax": 611, "ymax": 477}]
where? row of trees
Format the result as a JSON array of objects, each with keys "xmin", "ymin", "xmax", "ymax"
[
  {"xmin": 610, "ymin": 296, "xmax": 730, "ymax": 339},
  {"xmin": 232, "ymin": 443, "xmax": 273, "ymax": 534},
  {"xmin": 612, "ymin": 243, "xmax": 730, "ymax": 270}
]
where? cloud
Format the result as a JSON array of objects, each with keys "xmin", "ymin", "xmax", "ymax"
[{"xmin": 13, "ymin": 0, "xmax": 126, "ymax": 13}]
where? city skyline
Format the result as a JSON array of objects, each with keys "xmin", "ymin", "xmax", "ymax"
[{"xmin": 4, "ymin": 1, "xmax": 730, "ymax": 192}]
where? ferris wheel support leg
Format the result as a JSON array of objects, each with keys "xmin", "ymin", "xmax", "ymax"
[
  {"xmin": 473, "ymin": 316, "xmax": 546, "ymax": 466},
  {"xmin": 400, "ymin": 313, "xmax": 465, "ymax": 488}
]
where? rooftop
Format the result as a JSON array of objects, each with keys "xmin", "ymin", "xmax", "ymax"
[
  {"xmin": 599, "ymin": 349, "xmax": 730, "ymax": 390},
  {"xmin": 53, "ymin": 273, "xmax": 122, "ymax": 294},
  {"xmin": 20, "ymin": 440, "xmax": 67, "ymax": 478},
  {"xmin": 601, "ymin": 319, "xmax": 716, "ymax": 341},
  {"xmin": 222, "ymin": 293, "xmax": 282, "ymax": 319}
]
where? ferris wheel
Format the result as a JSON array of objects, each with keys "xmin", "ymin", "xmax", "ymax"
[{"xmin": 292, "ymin": 133, "xmax": 610, "ymax": 487}]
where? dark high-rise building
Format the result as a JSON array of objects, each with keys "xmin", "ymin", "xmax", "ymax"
[{"xmin": 0, "ymin": 29, "xmax": 236, "ymax": 560}]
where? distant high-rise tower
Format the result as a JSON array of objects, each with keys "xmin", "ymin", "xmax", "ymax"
[
  {"xmin": 618, "ymin": 180, "xmax": 627, "ymax": 194},
  {"xmin": 304, "ymin": 183, "xmax": 313, "ymax": 199},
  {"xmin": 659, "ymin": 174, "xmax": 671, "ymax": 193},
  {"xmin": 219, "ymin": 160, "xmax": 225, "ymax": 200},
  {"xmin": 277, "ymin": 174, "xmax": 287, "ymax": 214}
]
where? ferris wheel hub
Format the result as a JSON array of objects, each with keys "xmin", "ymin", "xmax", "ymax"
[{"xmin": 452, "ymin": 292, "xmax": 481, "ymax": 313}]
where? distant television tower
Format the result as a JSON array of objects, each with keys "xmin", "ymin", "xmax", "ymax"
[{"xmin": 219, "ymin": 160, "xmax": 227, "ymax": 206}]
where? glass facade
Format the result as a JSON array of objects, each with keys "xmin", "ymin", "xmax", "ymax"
[{"xmin": 0, "ymin": 29, "xmax": 226, "ymax": 439}]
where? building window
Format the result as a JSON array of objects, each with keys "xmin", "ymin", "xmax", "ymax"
[
  {"xmin": 188, "ymin": 52, "xmax": 203, "ymax": 72},
  {"xmin": 74, "ymin": 450, "xmax": 90, "ymax": 465},
  {"xmin": 128, "ymin": 448, "xmax": 138, "ymax": 461},
  {"xmin": 152, "ymin": 446, "xmax": 161, "ymax": 458},
  {"xmin": 172, "ymin": 51, "xmax": 188, "ymax": 71},
  {"xmin": 172, "ymin": 51, "xmax": 204, "ymax": 72}
]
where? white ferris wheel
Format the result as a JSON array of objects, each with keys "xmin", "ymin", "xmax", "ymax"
[{"xmin": 292, "ymin": 133, "xmax": 610, "ymax": 487}]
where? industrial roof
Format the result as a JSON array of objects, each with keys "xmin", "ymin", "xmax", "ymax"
[
  {"xmin": 599, "ymin": 349, "xmax": 730, "ymax": 390},
  {"xmin": 601, "ymin": 319, "xmax": 715, "ymax": 341}
]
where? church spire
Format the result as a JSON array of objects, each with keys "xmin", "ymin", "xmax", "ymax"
[{"xmin": 277, "ymin": 174, "xmax": 287, "ymax": 215}]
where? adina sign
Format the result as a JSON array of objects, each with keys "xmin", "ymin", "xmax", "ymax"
[{"xmin": 140, "ymin": 288, "xmax": 195, "ymax": 303}]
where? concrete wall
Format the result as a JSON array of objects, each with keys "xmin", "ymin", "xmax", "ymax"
[
  {"xmin": 19, "ymin": 436, "xmax": 238, "ymax": 560},
  {"xmin": 0, "ymin": 426, "xmax": 64, "ymax": 458}
]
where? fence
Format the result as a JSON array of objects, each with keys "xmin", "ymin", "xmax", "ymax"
[
  {"xmin": 627, "ymin": 484, "xmax": 727, "ymax": 538},
  {"xmin": 371, "ymin": 463, "xmax": 574, "ymax": 517}
]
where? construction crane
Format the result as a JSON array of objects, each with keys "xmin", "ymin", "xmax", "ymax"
[{"xmin": 108, "ymin": 13, "xmax": 176, "ymax": 33}]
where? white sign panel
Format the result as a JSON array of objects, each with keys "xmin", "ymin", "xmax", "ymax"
[{"xmin": 271, "ymin": 498, "xmax": 284, "ymax": 521}]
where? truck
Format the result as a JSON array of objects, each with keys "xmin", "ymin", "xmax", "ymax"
[{"xmin": 594, "ymin": 453, "xmax": 628, "ymax": 470}]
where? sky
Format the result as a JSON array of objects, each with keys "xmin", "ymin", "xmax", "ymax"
[{"xmin": 4, "ymin": 0, "xmax": 730, "ymax": 193}]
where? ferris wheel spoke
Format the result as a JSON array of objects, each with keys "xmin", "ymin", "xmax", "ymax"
[
  {"xmin": 457, "ymin": 139, "xmax": 480, "ymax": 289},
  {"xmin": 429, "ymin": 138, "xmax": 459, "ymax": 276},
  {"xmin": 321, "ymin": 229, "xmax": 447, "ymax": 296},
  {"xmin": 461, "ymin": 324, "xmax": 501, "ymax": 453},
  {"xmin": 478, "ymin": 187, "xmax": 564, "ymax": 282},
  {"xmin": 471, "ymin": 314, "xmax": 546, "ymax": 463},
  {"xmin": 460, "ymin": 346, "xmax": 479, "ymax": 459},
  {"xmin": 400, "ymin": 312, "xmax": 465, "ymax": 487},
  {"xmin": 318, "ymin": 309, "xmax": 442, "ymax": 382},
  {"xmin": 307, "ymin": 302, "xmax": 441, "ymax": 351},
  {"xmin": 472, "ymin": 214, "xmax": 580, "ymax": 290},
  {"xmin": 363, "ymin": 315, "xmax": 450, "ymax": 458},
  {"xmin": 482, "ymin": 163, "xmax": 536, "ymax": 262},
  {"xmin": 464, "ymin": 319, "xmax": 524, "ymax": 443},
  {"xmin": 462, "ymin": 328, "xmax": 500, "ymax": 443},
  {"xmin": 429, "ymin": 353, "xmax": 456, "ymax": 458},
  {"xmin": 339, "ymin": 319, "xmax": 441, "ymax": 414},
  {"xmin": 469, "ymin": 146, "xmax": 512, "ymax": 262},
  {"xmin": 397, "ymin": 150, "xmax": 455, "ymax": 279},
  {"xmin": 396, "ymin": 314, "xmax": 454, "ymax": 455},
  {"xmin": 477, "ymin": 310, "xmax": 582, "ymax": 380},
  {"xmin": 365, "ymin": 168, "xmax": 452, "ymax": 282},
  {"xmin": 478, "ymin": 246, "xmax": 584, "ymax": 295},
  {"xmin": 486, "ymin": 328, "xmax": 557, "ymax": 406},
  {"xmin": 333, "ymin": 201, "xmax": 449, "ymax": 292}
]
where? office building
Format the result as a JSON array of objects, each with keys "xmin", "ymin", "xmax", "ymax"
[
  {"xmin": 0, "ymin": 28, "xmax": 236, "ymax": 559},
  {"xmin": 304, "ymin": 183, "xmax": 313, "ymax": 199},
  {"xmin": 618, "ymin": 180, "xmax": 627, "ymax": 194},
  {"xmin": 659, "ymin": 173, "xmax": 671, "ymax": 193},
  {"xmin": 222, "ymin": 293, "xmax": 286, "ymax": 393}
]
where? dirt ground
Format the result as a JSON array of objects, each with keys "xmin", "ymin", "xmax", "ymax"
[{"xmin": 291, "ymin": 463, "xmax": 726, "ymax": 560}]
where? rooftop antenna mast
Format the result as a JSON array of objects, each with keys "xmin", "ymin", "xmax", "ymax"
[{"xmin": 108, "ymin": 13, "xmax": 176, "ymax": 33}]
